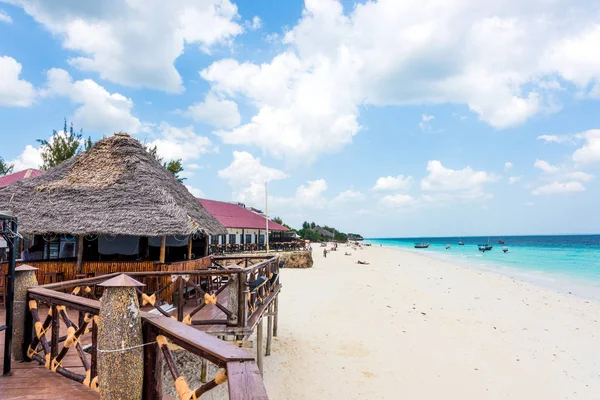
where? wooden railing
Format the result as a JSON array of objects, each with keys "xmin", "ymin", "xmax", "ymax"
[
  {"xmin": 209, "ymin": 242, "xmax": 304, "ymax": 254},
  {"xmin": 24, "ymin": 280, "xmax": 269, "ymax": 399}
]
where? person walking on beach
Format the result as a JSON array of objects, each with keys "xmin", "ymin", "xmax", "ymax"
[{"xmin": 323, "ymin": 248, "xmax": 327, "ymax": 258}]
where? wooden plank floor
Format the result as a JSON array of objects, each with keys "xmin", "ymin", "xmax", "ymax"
[{"xmin": 0, "ymin": 308, "xmax": 99, "ymax": 400}]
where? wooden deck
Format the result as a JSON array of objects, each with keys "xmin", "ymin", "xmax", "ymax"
[{"xmin": 0, "ymin": 308, "xmax": 99, "ymax": 400}]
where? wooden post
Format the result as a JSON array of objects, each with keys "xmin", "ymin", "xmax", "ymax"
[
  {"xmin": 200, "ymin": 358, "xmax": 208, "ymax": 383},
  {"xmin": 204, "ymin": 235, "xmax": 209, "ymax": 256},
  {"xmin": 143, "ymin": 324, "xmax": 162, "ymax": 400},
  {"xmin": 11, "ymin": 265, "xmax": 38, "ymax": 361},
  {"xmin": 237, "ymin": 271, "xmax": 247, "ymax": 328},
  {"xmin": 266, "ymin": 303, "xmax": 273, "ymax": 356},
  {"xmin": 187, "ymin": 235, "xmax": 193, "ymax": 260},
  {"xmin": 76, "ymin": 236, "xmax": 84, "ymax": 272},
  {"xmin": 177, "ymin": 277, "xmax": 184, "ymax": 321},
  {"xmin": 98, "ymin": 274, "xmax": 145, "ymax": 400},
  {"xmin": 257, "ymin": 318, "xmax": 264, "ymax": 376},
  {"xmin": 273, "ymin": 295, "xmax": 279, "ymax": 337},
  {"xmin": 227, "ymin": 266, "xmax": 241, "ymax": 325},
  {"xmin": 159, "ymin": 235, "xmax": 166, "ymax": 263}
]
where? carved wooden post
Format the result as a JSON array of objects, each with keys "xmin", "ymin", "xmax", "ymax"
[
  {"xmin": 187, "ymin": 236, "xmax": 193, "ymax": 260},
  {"xmin": 12, "ymin": 265, "xmax": 38, "ymax": 361},
  {"xmin": 98, "ymin": 274, "xmax": 145, "ymax": 400}
]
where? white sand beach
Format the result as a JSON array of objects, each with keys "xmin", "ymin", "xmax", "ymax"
[{"xmin": 262, "ymin": 245, "xmax": 600, "ymax": 399}]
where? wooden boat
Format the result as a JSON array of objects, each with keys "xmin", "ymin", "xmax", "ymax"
[
  {"xmin": 502, "ymin": 246, "xmax": 509, "ymax": 253},
  {"xmin": 446, "ymin": 244, "xmax": 451, "ymax": 249},
  {"xmin": 414, "ymin": 243, "xmax": 430, "ymax": 249},
  {"xmin": 498, "ymin": 239, "xmax": 505, "ymax": 244},
  {"xmin": 478, "ymin": 244, "xmax": 493, "ymax": 252},
  {"xmin": 458, "ymin": 239, "xmax": 464, "ymax": 245}
]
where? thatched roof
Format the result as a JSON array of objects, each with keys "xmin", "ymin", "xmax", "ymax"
[{"xmin": 0, "ymin": 133, "xmax": 226, "ymax": 236}]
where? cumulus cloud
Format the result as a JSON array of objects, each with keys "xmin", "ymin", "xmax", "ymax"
[
  {"xmin": 421, "ymin": 160, "xmax": 497, "ymax": 193},
  {"xmin": 148, "ymin": 123, "xmax": 216, "ymax": 162},
  {"xmin": 504, "ymin": 161, "xmax": 513, "ymax": 170},
  {"xmin": 372, "ymin": 175, "xmax": 412, "ymax": 191},
  {"xmin": 533, "ymin": 159, "xmax": 559, "ymax": 173},
  {"xmin": 572, "ymin": 129, "xmax": 600, "ymax": 164},
  {"xmin": 197, "ymin": 0, "xmax": 600, "ymax": 163},
  {"xmin": 185, "ymin": 184, "xmax": 205, "ymax": 198},
  {"xmin": 332, "ymin": 188, "xmax": 364, "ymax": 203},
  {"xmin": 0, "ymin": 9, "xmax": 12, "ymax": 23},
  {"xmin": 218, "ymin": 151, "xmax": 289, "ymax": 203},
  {"xmin": 0, "ymin": 56, "xmax": 35, "ymax": 107},
  {"xmin": 532, "ymin": 181, "xmax": 585, "ymax": 195},
  {"xmin": 41, "ymin": 68, "xmax": 143, "ymax": 134},
  {"xmin": 10, "ymin": 0, "xmax": 244, "ymax": 92},
  {"xmin": 184, "ymin": 93, "xmax": 241, "ymax": 128},
  {"xmin": 8, "ymin": 144, "xmax": 43, "ymax": 170},
  {"xmin": 508, "ymin": 176, "xmax": 522, "ymax": 184}
]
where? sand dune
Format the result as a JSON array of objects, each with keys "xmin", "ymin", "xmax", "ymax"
[{"xmin": 261, "ymin": 245, "xmax": 600, "ymax": 399}]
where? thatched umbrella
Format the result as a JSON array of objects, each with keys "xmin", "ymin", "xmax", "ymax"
[{"xmin": 0, "ymin": 133, "xmax": 226, "ymax": 269}]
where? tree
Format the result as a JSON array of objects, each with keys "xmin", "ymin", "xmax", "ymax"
[
  {"xmin": 310, "ymin": 222, "xmax": 316, "ymax": 229},
  {"xmin": 144, "ymin": 144, "xmax": 186, "ymax": 183},
  {"xmin": 37, "ymin": 119, "xmax": 93, "ymax": 170},
  {"xmin": 272, "ymin": 216, "xmax": 283, "ymax": 225},
  {"xmin": 302, "ymin": 221, "xmax": 310, "ymax": 230},
  {"xmin": 0, "ymin": 157, "xmax": 14, "ymax": 176}
]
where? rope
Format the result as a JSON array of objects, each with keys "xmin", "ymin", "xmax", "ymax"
[
  {"xmin": 142, "ymin": 293, "xmax": 156, "ymax": 306},
  {"xmin": 204, "ymin": 293, "xmax": 217, "ymax": 305},
  {"xmin": 97, "ymin": 341, "xmax": 157, "ymax": 354},
  {"xmin": 175, "ymin": 376, "xmax": 198, "ymax": 400},
  {"xmin": 214, "ymin": 370, "xmax": 228, "ymax": 385}
]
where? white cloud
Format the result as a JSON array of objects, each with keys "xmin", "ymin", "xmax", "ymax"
[
  {"xmin": 534, "ymin": 159, "xmax": 559, "ymax": 173},
  {"xmin": 294, "ymin": 179, "xmax": 328, "ymax": 208},
  {"xmin": 573, "ymin": 129, "xmax": 600, "ymax": 164},
  {"xmin": 532, "ymin": 181, "xmax": 585, "ymax": 196},
  {"xmin": 565, "ymin": 171, "xmax": 594, "ymax": 182},
  {"xmin": 0, "ymin": 56, "xmax": 35, "ymax": 107},
  {"xmin": 148, "ymin": 123, "xmax": 215, "ymax": 162},
  {"xmin": 184, "ymin": 93, "xmax": 241, "ymax": 128},
  {"xmin": 537, "ymin": 134, "xmax": 574, "ymax": 144},
  {"xmin": 186, "ymin": 164, "xmax": 203, "ymax": 170},
  {"xmin": 421, "ymin": 160, "xmax": 497, "ymax": 193},
  {"xmin": 8, "ymin": 144, "xmax": 43, "ymax": 170},
  {"xmin": 372, "ymin": 175, "xmax": 412, "ymax": 191},
  {"xmin": 379, "ymin": 194, "xmax": 416, "ymax": 208},
  {"xmin": 248, "ymin": 16, "xmax": 262, "ymax": 30},
  {"xmin": 218, "ymin": 151, "xmax": 289, "ymax": 203},
  {"xmin": 0, "ymin": 9, "xmax": 12, "ymax": 23},
  {"xmin": 332, "ymin": 188, "xmax": 364, "ymax": 203},
  {"xmin": 185, "ymin": 184, "xmax": 205, "ymax": 198},
  {"xmin": 504, "ymin": 161, "xmax": 513, "ymax": 170},
  {"xmin": 41, "ymin": 68, "xmax": 143, "ymax": 134},
  {"xmin": 11, "ymin": 0, "xmax": 244, "ymax": 92},
  {"xmin": 199, "ymin": 0, "xmax": 600, "ymax": 163},
  {"xmin": 508, "ymin": 175, "xmax": 522, "ymax": 184},
  {"xmin": 419, "ymin": 114, "xmax": 435, "ymax": 131}
]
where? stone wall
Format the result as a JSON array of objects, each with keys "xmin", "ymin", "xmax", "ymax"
[{"xmin": 279, "ymin": 250, "xmax": 313, "ymax": 269}]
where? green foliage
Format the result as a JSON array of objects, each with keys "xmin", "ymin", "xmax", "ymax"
[
  {"xmin": 310, "ymin": 222, "xmax": 316, "ymax": 229},
  {"xmin": 0, "ymin": 156, "xmax": 14, "ymax": 176},
  {"xmin": 144, "ymin": 144, "xmax": 186, "ymax": 183},
  {"xmin": 302, "ymin": 221, "xmax": 310, "ymax": 230},
  {"xmin": 272, "ymin": 216, "xmax": 283, "ymax": 225},
  {"xmin": 296, "ymin": 221, "xmax": 349, "ymax": 242},
  {"xmin": 37, "ymin": 119, "xmax": 92, "ymax": 170}
]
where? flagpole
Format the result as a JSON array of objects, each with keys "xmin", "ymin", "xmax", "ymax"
[{"xmin": 265, "ymin": 182, "xmax": 269, "ymax": 253}]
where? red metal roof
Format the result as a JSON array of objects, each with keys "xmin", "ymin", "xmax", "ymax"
[
  {"xmin": 199, "ymin": 199, "xmax": 288, "ymax": 231},
  {"xmin": 0, "ymin": 169, "xmax": 43, "ymax": 188}
]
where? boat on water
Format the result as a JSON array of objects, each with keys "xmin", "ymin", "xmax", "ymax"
[
  {"xmin": 478, "ymin": 244, "xmax": 493, "ymax": 252},
  {"xmin": 414, "ymin": 243, "xmax": 430, "ymax": 249},
  {"xmin": 446, "ymin": 244, "xmax": 451, "ymax": 249},
  {"xmin": 458, "ymin": 240, "xmax": 464, "ymax": 245},
  {"xmin": 498, "ymin": 239, "xmax": 505, "ymax": 244},
  {"xmin": 502, "ymin": 246, "xmax": 509, "ymax": 253}
]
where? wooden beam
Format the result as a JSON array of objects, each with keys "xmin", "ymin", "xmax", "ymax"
[
  {"xmin": 76, "ymin": 235, "xmax": 84, "ymax": 272},
  {"xmin": 159, "ymin": 235, "xmax": 166, "ymax": 263},
  {"xmin": 187, "ymin": 236, "xmax": 193, "ymax": 260}
]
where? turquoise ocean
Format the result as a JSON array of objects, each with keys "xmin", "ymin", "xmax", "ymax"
[{"xmin": 367, "ymin": 235, "xmax": 600, "ymax": 300}]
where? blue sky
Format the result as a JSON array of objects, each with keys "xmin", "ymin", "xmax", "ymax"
[{"xmin": 1, "ymin": 0, "xmax": 600, "ymax": 237}]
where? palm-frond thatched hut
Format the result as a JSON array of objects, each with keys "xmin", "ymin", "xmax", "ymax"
[{"xmin": 0, "ymin": 133, "xmax": 226, "ymax": 271}]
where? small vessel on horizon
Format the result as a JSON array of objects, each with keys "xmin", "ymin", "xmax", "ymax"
[
  {"xmin": 498, "ymin": 238, "xmax": 505, "ymax": 244},
  {"xmin": 502, "ymin": 246, "xmax": 509, "ymax": 253},
  {"xmin": 458, "ymin": 238, "xmax": 464, "ymax": 245},
  {"xmin": 446, "ymin": 244, "xmax": 451, "ymax": 249},
  {"xmin": 414, "ymin": 243, "xmax": 430, "ymax": 249}
]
